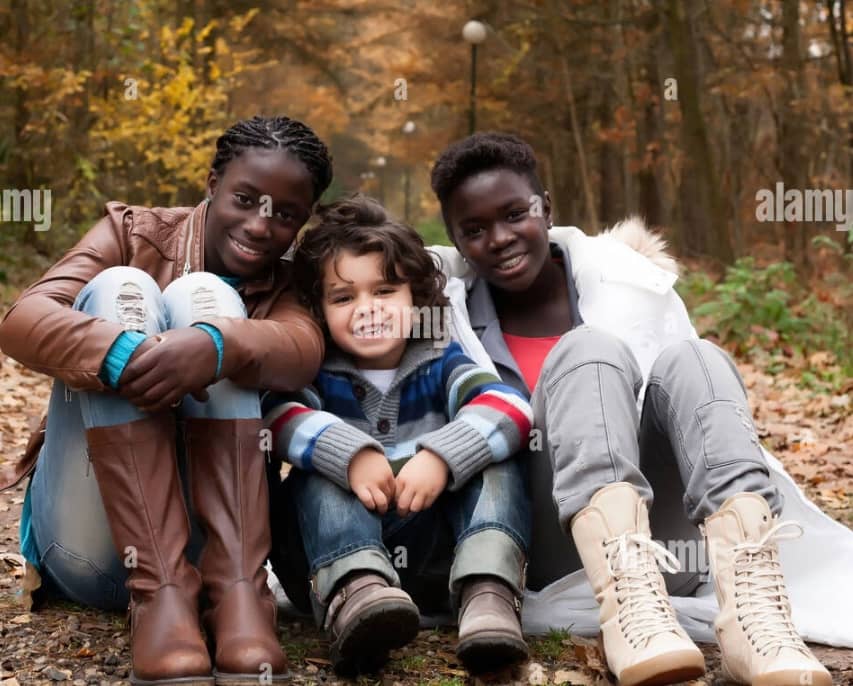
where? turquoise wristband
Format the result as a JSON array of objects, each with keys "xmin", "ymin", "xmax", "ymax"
[
  {"xmin": 193, "ymin": 323, "xmax": 224, "ymax": 378},
  {"xmin": 100, "ymin": 331, "xmax": 147, "ymax": 389}
]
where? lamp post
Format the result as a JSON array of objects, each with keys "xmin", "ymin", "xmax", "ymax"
[
  {"xmin": 401, "ymin": 121, "xmax": 416, "ymax": 222},
  {"xmin": 359, "ymin": 170, "xmax": 375, "ymax": 193},
  {"xmin": 374, "ymin": 156, "xmax": 387, "ymax": 204},
  {"xmin": 462, "ymin": 20, "xmax": 487, "ymax": 135}
]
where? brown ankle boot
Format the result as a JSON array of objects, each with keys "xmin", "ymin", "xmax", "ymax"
[
  {"xmin": 324, "ymin": 572, "xmax": 420, "ymax": 675},
  {"xmin": 184, "ymin": 418, "xmax": 288, "ymax": 685},
  {"xmin": 86, "ymin": 414, "xmax": 213, "ymax": 686},
  {"xmin": 456, "ymin": 577, "xmax": 529, "ymax": 674}
]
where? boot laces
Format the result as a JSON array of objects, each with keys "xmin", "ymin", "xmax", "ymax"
[
  {"xmin": 732, "ymin": 520, "xmax": 808, "ymax": 657},
  {"xmin": 605, "ymin": 533, "xmax": 682, "ymax": 647}
]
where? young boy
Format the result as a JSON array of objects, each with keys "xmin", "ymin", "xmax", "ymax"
[{"xmin": 263, "ymin": 195, "xmax": 533, "ymax": 675}]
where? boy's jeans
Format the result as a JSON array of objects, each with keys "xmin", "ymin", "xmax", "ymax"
[
  {"xmin": 273, "ymin": 457, "xmax": 531, "ymax": 626},
  {"xmin": 26, "ymin": 266, "xmax": 260, "ymax": 610}
]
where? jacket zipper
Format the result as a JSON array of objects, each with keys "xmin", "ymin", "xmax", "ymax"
[{"xmin": 182, "ymin": 208, "xmax": 195, "ymax": 276}]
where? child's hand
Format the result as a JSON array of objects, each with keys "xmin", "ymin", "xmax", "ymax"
[
  {"xmin": 394, "ymin": 449, "xmax": 449, "ymax": 517},
  {"xmin": 348, "ymin": 448, "xmax": 395, "ymax": 514}
]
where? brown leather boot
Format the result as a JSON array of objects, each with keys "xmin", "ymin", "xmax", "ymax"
[
  {"xmin": 324, "ymin": 572, "xmax": 420, "ymax": 675},
  {"xmin": 456, "ymin": 577, "xmax": 529, "ymax": 674},
  {"xmin": 86, "ymin": 414, "xmax": 213, "ymax": 686},
  {"xmin": 184, "ymin": 418, "xmax": 288, "ymax": 685}
]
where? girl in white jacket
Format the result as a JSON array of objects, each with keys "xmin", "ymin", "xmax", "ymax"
[{"xmin": 427, "ymin": 132, "xmax": 832, "ymax": 686}]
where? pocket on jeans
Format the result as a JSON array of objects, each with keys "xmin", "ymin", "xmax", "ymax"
[
  {"xmin": 695, "ymin": 400, "xmax": 767, "ymax": 470},
  {"xmin": 41, "ymin": 541, "xmax": 125, "ymax": 610}
]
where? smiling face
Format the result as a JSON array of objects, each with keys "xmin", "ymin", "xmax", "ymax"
[
  {"xmin": 444, "ymin": 168, "xmax": 552, "ymax": 293},
  {"xmin": 204, "ymin": 147, "xmax": 315, "ymax": 279},
  {"xmin": 321, "ymin": 250, "xmax": 414, "ymax": 369}
]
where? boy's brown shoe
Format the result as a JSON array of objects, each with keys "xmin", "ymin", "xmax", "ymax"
[
  {"xmin": 456, "ymin": 578, "xmax": 529, "ymax": 674},
  {"xmin": 325, "ymin": 572, "xmax": 420, "ymax": 675}
]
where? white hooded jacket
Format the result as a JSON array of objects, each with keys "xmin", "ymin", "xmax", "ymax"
[{"xmin": 427, "ymin": 220, "xmax": 853, "ymax": 647}]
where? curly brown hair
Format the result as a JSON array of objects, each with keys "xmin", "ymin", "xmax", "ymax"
[{"xmin": 292, "ymin": 194, "xmax": 449, "ymax": 330}]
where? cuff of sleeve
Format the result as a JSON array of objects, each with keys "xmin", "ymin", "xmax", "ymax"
[
  {"xmin": 100, "ymin": 331, "xmax": 147, "ymax": 389},
  {"xmin": 416, "ymin": 420, "xmax": 493, "ymax": 490},
  {"xmin": 193, "ymin": 323, "xmax": 224, "ymax": 378},
  {"xmin": 311, "ymin": 423, "xmax": 384, "ymax": 491}
]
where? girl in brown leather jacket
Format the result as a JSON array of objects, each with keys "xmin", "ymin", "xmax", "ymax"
[{"xmin": 0, "ymin": 115, "xmax": 332, "ymax": 686}]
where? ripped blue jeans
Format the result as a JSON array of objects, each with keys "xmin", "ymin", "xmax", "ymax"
[{"xmin": 24, "ymin": 266, "xmax": 259, "ymax": 610}]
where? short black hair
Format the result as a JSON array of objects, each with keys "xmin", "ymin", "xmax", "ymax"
[
  {"xmin": 211, "ymin": 115, "xmax": 333, "ymax": 202},
  {"xmin": 293, "ymin": 194, "xmax": 448, "ymax": 329},
  {"xmin": 430, "ymin": 132, "xmax": 544, "ymax": 213}
]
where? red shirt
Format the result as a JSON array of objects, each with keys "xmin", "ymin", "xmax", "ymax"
[{"xmin": 502, "ymin": 332, "xmax": 562, "ymax": 392}]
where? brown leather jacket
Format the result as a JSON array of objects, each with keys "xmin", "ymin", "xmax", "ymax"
[{"xmin": 0, "ymin": 200, "xmax": 324, "ymax": 491}]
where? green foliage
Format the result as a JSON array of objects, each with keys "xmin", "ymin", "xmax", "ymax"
[
  {"xmin": 416, "ymin": 217, "xmax": 451, "ymax": 247},
  {"xmin": 398, "ymin": 654, "xmax": 427, "ymax": 671},
  {"xmin": 678, "ymin": 257, "xmax": 851, "ymax": 388},
  {"xmin": 676, "ymin": 269, "xmax": 715, "ymax": 302},
  {"xmin": 531, "ymin": 626, "xmax": 573, "ymax": 660}
]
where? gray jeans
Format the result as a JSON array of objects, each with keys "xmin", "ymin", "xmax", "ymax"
[{"xmin": 526, "ymin": 326, "xmax": 781, "ymax": 592}]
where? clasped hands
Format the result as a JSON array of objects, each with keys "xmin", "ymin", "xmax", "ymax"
[
  {"xmin": 347, "ymin": 446, "xmax": 449, "ymax": 517},
  {"xmin": 117, "ymin": 327, "xmax": 219, "ymax": 414}
]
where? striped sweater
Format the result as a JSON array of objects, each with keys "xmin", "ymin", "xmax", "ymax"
[{"xmin": 262, "ymin": 339, "xmax": 533, "ymax": 492}]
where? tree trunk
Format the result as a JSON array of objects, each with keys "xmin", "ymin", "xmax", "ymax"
[
  {"xmin": 664, "ymin": 0, "xmax": 733, "ymax": 263},
  {"xmin": 826, "ymin": 0, "xmax": 852, "ymax": 255},
  {"xmin": 779, "ymin": 0, "xmax": 809, "ymax": 270},
  {"xmin": 559, "ymin": 55, "xmax": 600, "ymax": 231},
  {"xmin": 636, "ymin": 6, "xmax": 664, "ymax": 230}
]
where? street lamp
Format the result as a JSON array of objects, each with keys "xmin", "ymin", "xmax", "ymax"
[
  {"xmin": 462, "ymin": 20, "xmax": 487, "ymax": 135},
  {"xmin": 401, "ymin": 121, "xmax": 416, "ymax": 222},
  {"xmin": 374, "ymin": 156, "xmax": 387, "ymax": 204}
]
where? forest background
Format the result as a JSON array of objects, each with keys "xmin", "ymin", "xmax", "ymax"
[
  {"xmin": 1, "ymin": 0, "xmax": 851, "ymax": 379},
  {"xmin": 0, "ymin": 2, "xmax": 851, "ymax": 684}
]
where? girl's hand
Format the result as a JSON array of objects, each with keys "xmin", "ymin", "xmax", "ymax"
[
  {"xmin": 394, "ymin": 449, "xmax": 449, "ymax": 517},
  {"xmin": 118, "ymin": 328, "xmax": 218, "ymax": 413},
  {"xmin": 348, "ymin": 448, "xmax": 396, "ymax": 514}
]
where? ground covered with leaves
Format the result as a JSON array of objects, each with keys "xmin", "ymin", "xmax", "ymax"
[{"xmin": 1, "ymin": 353, "xmax": 851, "ymax": 685}]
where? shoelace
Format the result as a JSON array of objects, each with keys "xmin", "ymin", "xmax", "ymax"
[
  {"xmin": 605, "ymin": 533, "xmax": 682, "ymax": 647},
  {"xmin": 732, "ymin": 520, "xmax": 808, "ymax": 656}
]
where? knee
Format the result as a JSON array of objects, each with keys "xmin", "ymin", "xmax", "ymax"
[
  {"xmin": 541, "ymin": 325, "xmax": 641, "ymax": 386},
  {"xmin": 74, "ymin": 266, "xmax": 164, "ymax": 324},
  {"xmin": 163, "ymin": 272, "xmax": 245, "ymax": 327},
  {"xmin": 651, "ymin": 338, "xmax": 732, "ymax": 379},
  {"xmin": 289, "ymin": 471, "xmax": 367, "ymax": 522},
  {"xmin": 652, "ymin": 338, "xmax": 747, "ymax": 399},
  {"xmin": 87, "ymin": 266, "xmax": 161, "ymax": 295},
  {"xmin": 478, "ymin": 459, "xmax": 527, "ymax": 497}
]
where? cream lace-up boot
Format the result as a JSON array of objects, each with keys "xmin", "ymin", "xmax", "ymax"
[
  {"xmin": 571, "ymin": 482, "xmax": 705, "ymax": 686},
  {"xmin": 703, "ymin": 493, "xmax": 832, "ymax": 686}
]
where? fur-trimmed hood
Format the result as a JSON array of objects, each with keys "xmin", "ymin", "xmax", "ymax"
[{"xmin": 600, "ymin": 216, "xmax": 679, "ymax": 276}]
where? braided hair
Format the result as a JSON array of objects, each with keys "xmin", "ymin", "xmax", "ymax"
[{"xmin": 211, "ymin": 115, "xmax": 333, "ymax": 202}]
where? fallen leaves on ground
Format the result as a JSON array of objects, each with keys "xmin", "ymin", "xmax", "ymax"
[{"xmin": 0, "ymin": 350, "xmax": 851, "ymax": 684}]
